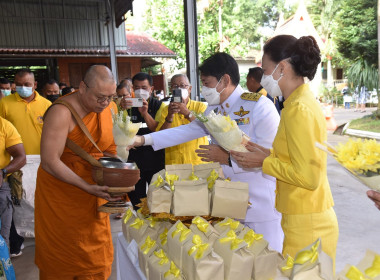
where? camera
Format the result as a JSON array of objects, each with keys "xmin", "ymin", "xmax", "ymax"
[
  {"xmin": 125, "ymin": 98, "xmax": 143, "ymax": 107},
  {"xmin": 171, "ymin": 89, "xmax": 182, "ymax": 103}
]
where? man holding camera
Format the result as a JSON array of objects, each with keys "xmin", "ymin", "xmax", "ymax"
[
  {"xmin": 122, "ymin": 72, "xmax": 165, "ymax": 209},
  {"xmin": 156, "ymin": 74, "xmax": 208, "ymax": 165}
]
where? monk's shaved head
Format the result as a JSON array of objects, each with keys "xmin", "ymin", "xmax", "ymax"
[{"xmin": 83, "ymin": 65, "xmax": 115, "ymax": 88}]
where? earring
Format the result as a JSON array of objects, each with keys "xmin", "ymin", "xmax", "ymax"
[{"xmin": 280, "ymin": 72, "xmax": 284, "ymax": 77}]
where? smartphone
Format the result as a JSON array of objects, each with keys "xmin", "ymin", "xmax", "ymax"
[
  {"xmin": 171, "ymin": 89, "xmax": 182, "ymax": 103},
  {"xmin": 125, "ymin": 98, "xmax": 143, "ymax": 107}
]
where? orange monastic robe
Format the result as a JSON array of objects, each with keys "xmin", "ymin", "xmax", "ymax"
[{"xmin": 35, "ymin": 106, "xmax": 116, "ymax": 278}]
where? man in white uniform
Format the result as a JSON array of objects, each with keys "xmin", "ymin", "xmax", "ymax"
[{"xmin": 133, "ymin": 53, "xmax": 283, "ymax": 252}]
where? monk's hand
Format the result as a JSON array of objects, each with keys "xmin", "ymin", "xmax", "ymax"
[
  {"xmin": 127, "ymin": 135, "xmax": 145, "ymax": 150},
  {"xmin": 230, "ymin": 145, "xmax": 269, "ymax": 169},
  {"xmin": 87, "ymin": 184, "xmax": 122, "ymax": 201},
  {"xmin": 195, "ymin": 144, "xmax": 229, "ymax": 164},
  {"xmin": 367, "ymin": 190, "xmax": 380, "ymax": 210}
]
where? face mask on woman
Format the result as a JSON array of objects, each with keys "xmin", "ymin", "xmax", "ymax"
[
  {"xmin": 201, "ymin": 78, "xmax": 226, "ymax": 105},
  {"xmin": 261, "ymin": 64, "xmax": 283, "ymax": 97}
]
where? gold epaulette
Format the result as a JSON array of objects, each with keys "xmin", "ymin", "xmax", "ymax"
[{"xmin": 240, "ymin": 92, "xmax": 262, "ymax": 101}]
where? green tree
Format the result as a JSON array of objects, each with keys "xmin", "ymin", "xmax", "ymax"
[
  {"xmin": 333, "ymin": 0, "xmax": 379, "ymax": 109},
  {"xmin": 142, "ymin": 0, "xmax": 286, "ymax": 70}
]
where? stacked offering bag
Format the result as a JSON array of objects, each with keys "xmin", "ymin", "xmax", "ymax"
[
  {"xmin": 122, "ymin": 213, "xmax": 343, "ymax": 280},
  {"xmin": 336, "ymin": 250, "xmax": 380, "ymax": 280},
  {"xmin": 147, "ymin": 163, "xmax": 249, "ymax": 219}
]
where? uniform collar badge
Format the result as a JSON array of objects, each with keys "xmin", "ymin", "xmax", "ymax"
[{"xmin": 234, "ymin": 106, "xmax": 249, "ymax": 117}]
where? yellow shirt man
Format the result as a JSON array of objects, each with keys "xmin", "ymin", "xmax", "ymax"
[
  {"xmin": 156, "ymin": 99, "xmax": 208, "ymax": 165},
  {"xmin": 0, "ymin": 117, "xmax": 22, "ymax": 168},
  {"xmin": 0, "ymin": 91, "xmax": 51, "ymax": 154}
]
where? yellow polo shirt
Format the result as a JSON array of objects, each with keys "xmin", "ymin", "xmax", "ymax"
[
  {"xmin": 0, "ymin": 117, "xmax": 23, "ymax": 169},
  {"xmin": 262, "ymin": 84, "xmax": 334, "ymax": 215},
  {"xmin": 0, "ymin": 91, "xmax": 51, "ymax": 155},
  {"xmin": 156, "ymin": 99, "xmax": 209, "ymax": 165}
]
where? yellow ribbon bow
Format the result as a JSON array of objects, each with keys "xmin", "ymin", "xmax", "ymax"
[
  {"xmin": 141, "ymin": 236, "xmax": 156, "ymax": 255},
  {"xmin": 164, "ymin": 261, "xmax": 181, "ymax": 278},
  {"xmin": 152, "ymin": 174, "xmax": 164, "ymax": 187},
  {"xmin": 123, "ymin": 209, "xmax": 133, "ymax": 224},
  {"xmin": 207, "ymin": 169, "xmax": 219, "ymax": 189},
  {"xmin": 192, "ymin": 217, "xmax": 209, "ymax": 233},
  {"xmin": 154, "ymin": 249, "xmax": 169, "ymax": 265},
  {"xmin": 281, "ymin": 256, "xmax": 294, "ymax": 273},
  {"xmin": 294, "ymin": 239, "xmax": 320, "ymax": 265},
  {"xmin": 243, "ymin": 229, "xmax": 264, "ymax": 248},
  {"xmin": 159, "ymin": 228, "xmax": 168, "ymax": 246},
  {"xmin": 188, "ymin": 235, "xmax": 210, "ymax": 260},
  {"xmin": 188, "ymin": 171, "xmax": 199, "ymax": 181},
  {"xmin": 172, "ymin": 222, "xmax": 192, "ymax": 242},
  {"xmin": 346, "ymin": 266, "xmax": 371, "ymax": 280},
  {"xmin": 365, "ymin": 254, "xmax": 380, "ymax": 278},
  {"xmin": 165, "ymin": 172, "xmax": 179, "ymax": 191},
  {"xmin": 129, "ymin": 218, "xmax": 145, "ymax": 230},
  {"xmin": 219, "ymin": 230, "xmax": 244, "ymax": 250},
  {"xmin": 218, "ymin": 218, "xmax": 240, "ymax": 231},
  {"xmin": 146, "ymin": 216, "xmax": 157, "ymax": 228}
]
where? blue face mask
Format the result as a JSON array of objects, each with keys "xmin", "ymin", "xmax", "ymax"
[
  {"xmin": 16, "ymin": 86, "xmax": 33, "ymax": 98},
  {"xmin": 0, "ymin": 89, "xmax": 11, "ymax": 97}
]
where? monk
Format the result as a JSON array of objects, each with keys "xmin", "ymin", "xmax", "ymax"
[{"xmin": 35, "ymin": 65, "xmax": 120, "ymax": 279}]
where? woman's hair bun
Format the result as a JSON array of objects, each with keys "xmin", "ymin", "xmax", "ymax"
[{"xmin": 290, "ymin": 36, "xmax": 321, "ymax": 80}]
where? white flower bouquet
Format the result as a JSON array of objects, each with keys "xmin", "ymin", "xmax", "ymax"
[
  {"xmin": 195, "ymin": 111, "xmax": 249, "ymax": 152},
  {"xmin": 112, "ymin": 110, "xmax": 141, "ymax": 161}
]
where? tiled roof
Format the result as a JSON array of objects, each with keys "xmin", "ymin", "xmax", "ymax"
[
  {"xmin": 126, "ymin": 31, "xmax": 176, "ymax": 57},
  {"xmin": 0, "ymin": 32, "xmax": 176, "ymax": 58}
]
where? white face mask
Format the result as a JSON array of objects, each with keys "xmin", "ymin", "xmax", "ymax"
[
  {"xmin": 0, "ymin": 89, "xmax": 11, "ymax": 97},
  {"xmin": 261, "ymin": 63, "xmax": 283, "ymax": 97},
  {"xmin": 180, "ymin": 88, "xmax": 189, "ymax": 100},
  {"xmin": 134, "ymin": 89, "xmax": 150, "ymax": 100},
  {"xmin": 16, "ymin": 86, "xmax": 34, "ymax": 98},
  {"xmin": 201, "ymin": 78, "xmax": 225, "ymax": 105}
]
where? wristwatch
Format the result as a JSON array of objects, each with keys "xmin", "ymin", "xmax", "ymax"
[{"xmin": 187, "ymin": 112, "xmax": 193, "ymax": 119}]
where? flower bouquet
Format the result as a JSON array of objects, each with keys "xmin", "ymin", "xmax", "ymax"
[
  {"xmin": 112, "ymin": 110, "xmax": 141, "ymax": 161},
  {"xmin": 195, "ymin": 111, "xmax": 249, "ymax": 152},
  {"xmin": 316, "ymin": 139, "xmax": 380, "ymax": 191}
]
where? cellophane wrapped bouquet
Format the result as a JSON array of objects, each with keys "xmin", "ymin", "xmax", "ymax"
[
  {"xmin": 112, "ymin": 110, "xmax": 141, "ymax": 161},
  {"xmin": 335, "ymin": 138, "xmax": 380, "ymax": 191},
  {"xmin": 195, "ymin": 111, "xmax": 249, "ymax": 152}
]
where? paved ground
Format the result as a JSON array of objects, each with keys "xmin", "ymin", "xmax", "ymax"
[{"xmin": 12, "ymin": 107, "xmax": 379, "ymax": 279}]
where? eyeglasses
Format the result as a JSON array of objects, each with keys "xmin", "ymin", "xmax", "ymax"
[
  {"xmin": 84, "ymin": 81, "xmax": 114, "ymax": 104},
  {"xmin": 171, "ymin": 84, "xmax": 190, "ymax": 89}
]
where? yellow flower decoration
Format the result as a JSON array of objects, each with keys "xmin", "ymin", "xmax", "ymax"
[
  {"xmin": 365, "ymin": 254, "xmax": 380, "ymax": 278},
  {"xmin": 140, "ymin": 236, "xmax": 156, "ymax": 255},
  {"xmin": 152, "ymin": 174, "xmax": 164, "ymax": 187},
  {"xmin": 294, "ymin": 239, "xmax": 320, "ymax": 265},
  {"xmin": 123, "ymin": 209, "xmax": 133, "ymax": 224},
  {"xmin": 164, "ymin": 261, "xmax": 181, "ymax": 278},
  {"xmin": 188, "ymin": 171, "xmax": 199, "ymax": 181},
  {"xmin": 129, "ymin": 218, "xmax": 144, "ymax": 230},
  {"xmin": 207, "ymin": 169, "xmax": 219, "ymax": 189},
  {"xmin": 165, "ymin": 172, "xmax": 179, "ymax": 191},
  {"xmin": 192, "ymin": 217, "xmax": 209, "ymax": 233},
  {"xmin": 188, "ymin": 235, "xmax": 209, "ymax": 259},
  {"xmin": 218, "ymin": 218, "xmax": 241, "ymax": 230},
  {"xmin": 172, "ymin": 222, "xmax": 191, "ymax": 242},
  {"xmin": 219, "ymin": 230, "xmax": 244, "ymax": 250},
  {"xmin": 159, "ymin": 228, "xmax": 168, "ymax": 246},
  {"xmin": 243, "ymin": 229, "xmax": 263, "ymax": 248},
  {"xmin": 336, "ymin": 139, "xmax": 380, "ymax": 174},
  {"xmin": 154, "ymin": 249, "xmax": 169, "ymax": 265},
  {"xmin": 346, "ymin": 266, "xmax": 371, "ymax": 280},
  {"xmin": 281, "ymin": 255, "xmax": 294, "ymax": 273}
]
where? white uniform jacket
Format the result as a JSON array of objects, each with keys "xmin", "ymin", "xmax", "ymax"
[{"xmin": 147, "ymin": 85, "xmax": 281, "ymax": 222}]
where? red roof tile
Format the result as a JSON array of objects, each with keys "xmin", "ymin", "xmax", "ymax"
[{"xmin": 0, "ymin": 32, "xmax": 176, "ymax": 58}]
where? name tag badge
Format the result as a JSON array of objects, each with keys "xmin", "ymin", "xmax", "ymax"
[{"xmin": 235, "ymin": 117, "xmax": 250, "ymax": 126}]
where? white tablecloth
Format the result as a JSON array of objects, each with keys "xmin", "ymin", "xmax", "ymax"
[{"xmin": 116, "ymin": 232, "xmax": 146, "ymax": 280}]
